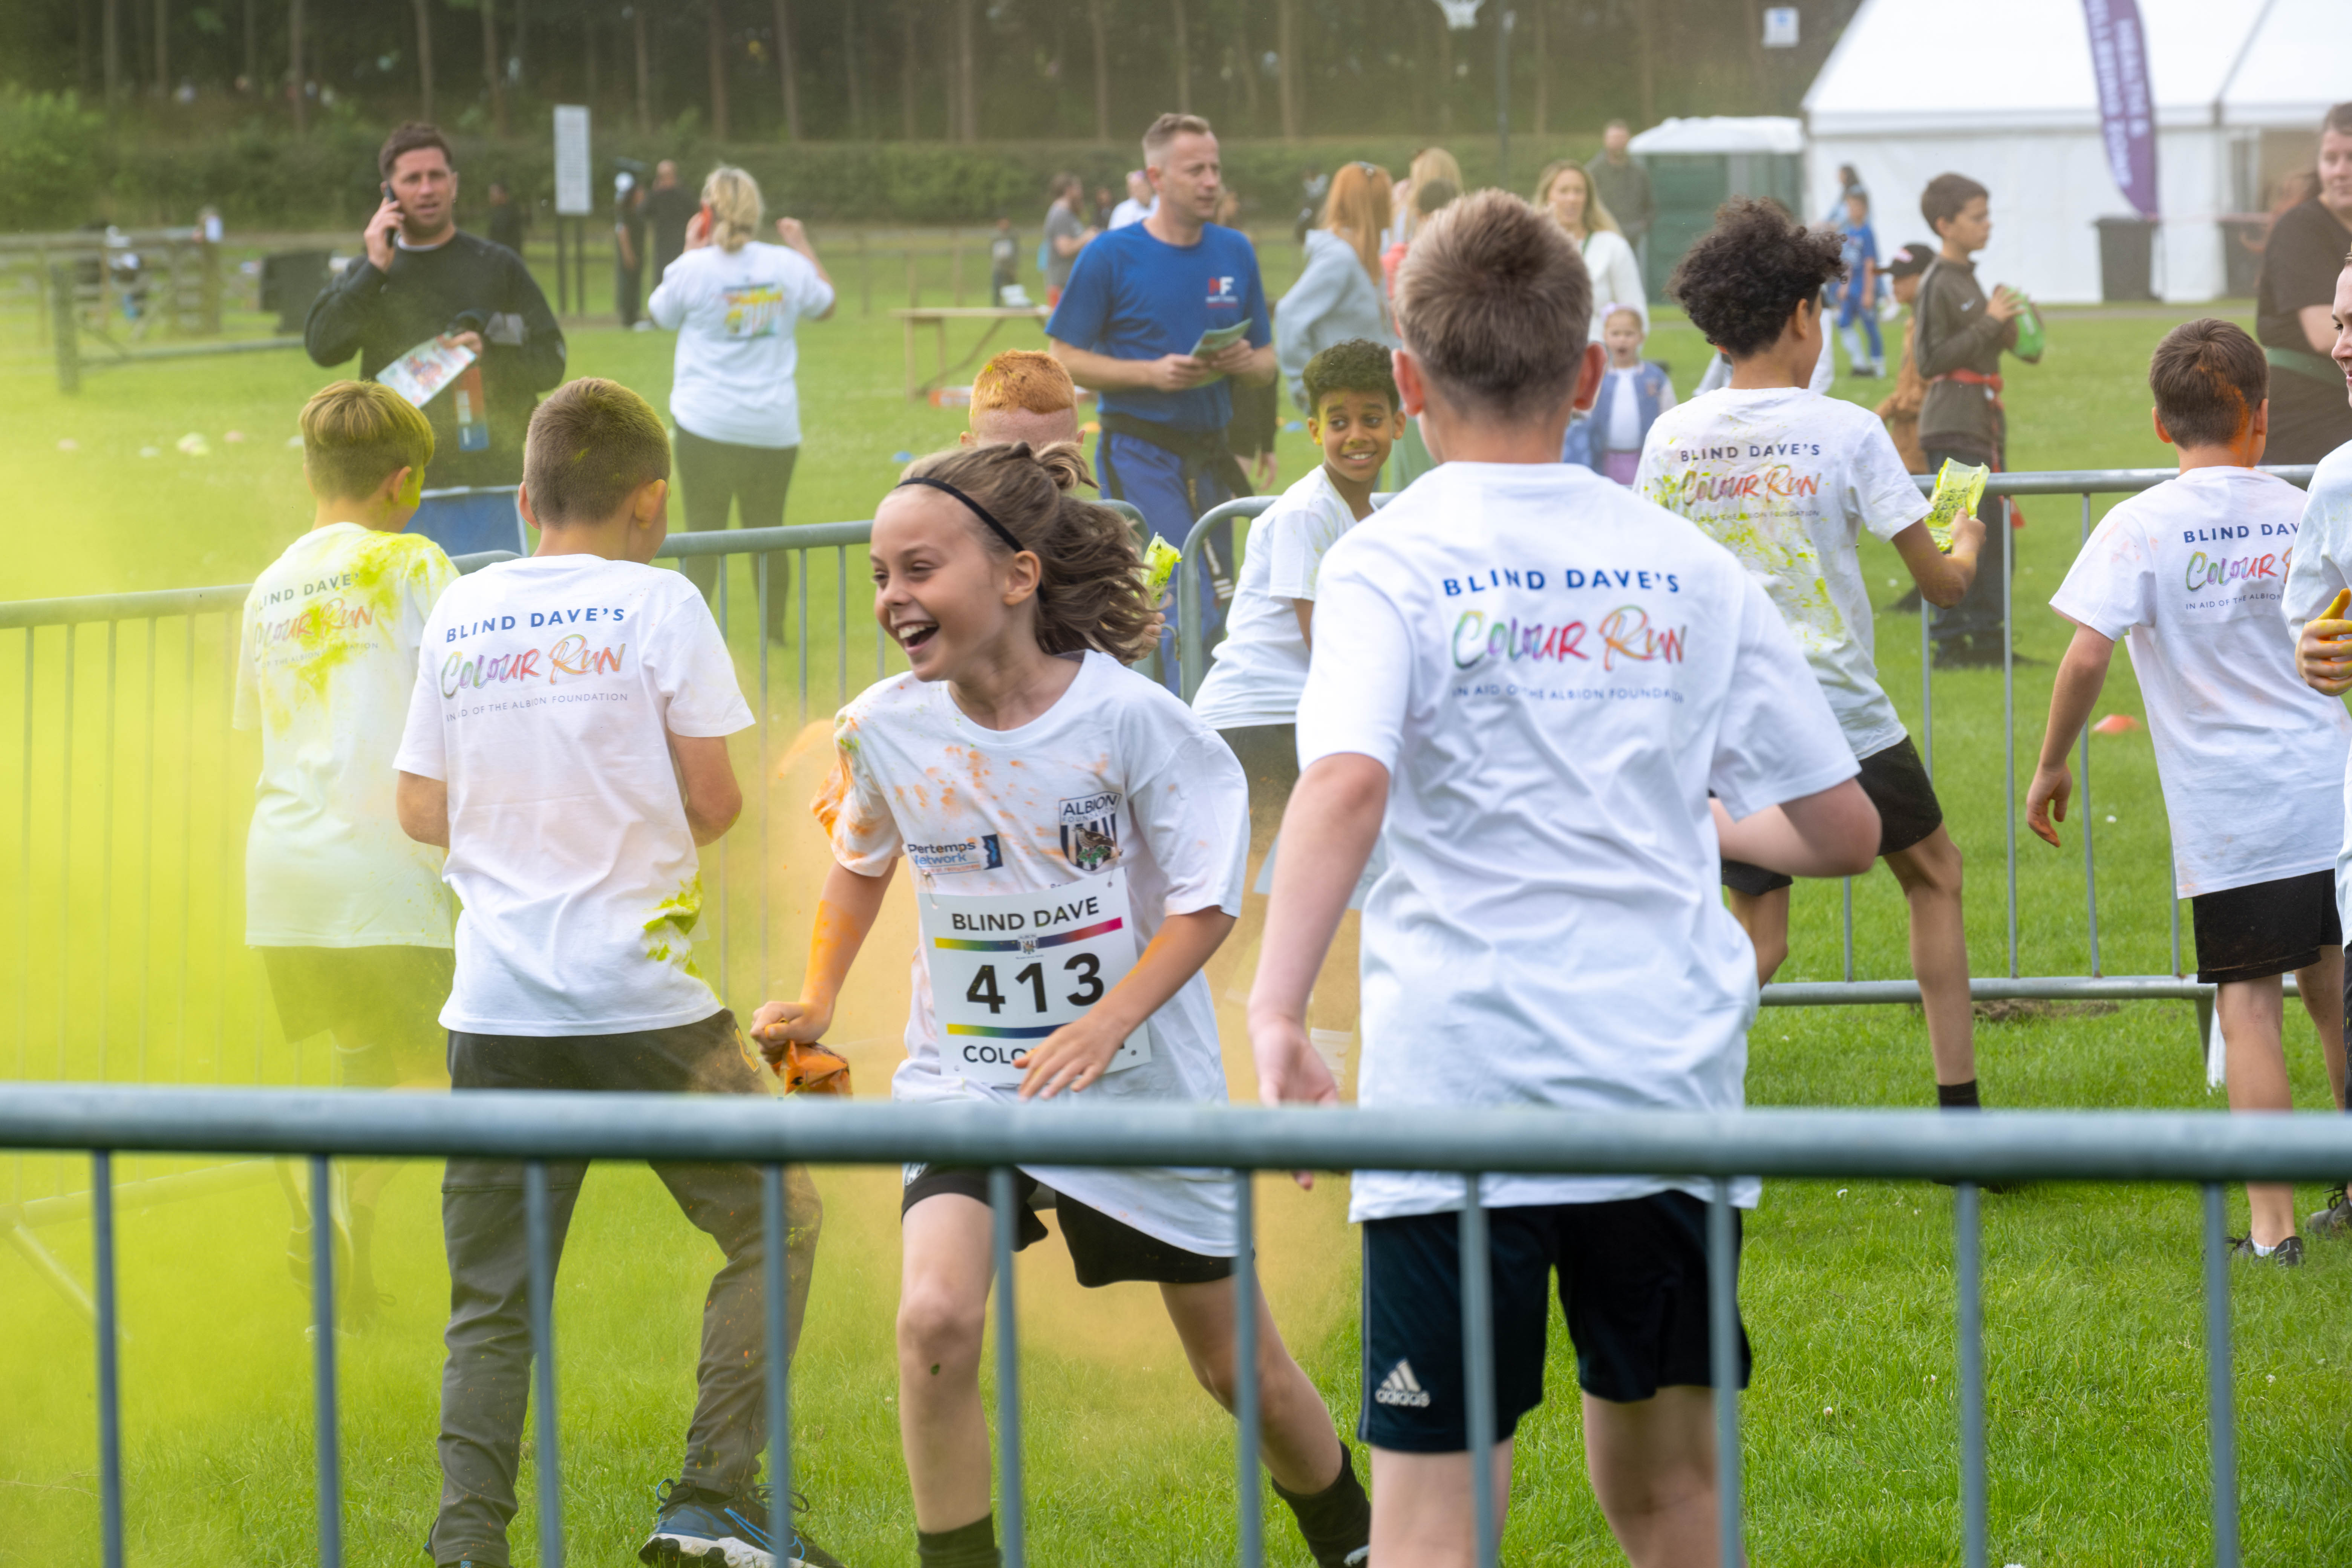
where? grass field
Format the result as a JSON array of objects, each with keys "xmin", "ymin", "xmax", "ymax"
[{"xmin": 6, "ymin": 233, "xmax": 2352, "ymax": 1567}]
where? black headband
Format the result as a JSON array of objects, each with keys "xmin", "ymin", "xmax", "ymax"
[{"xmin": 896, "ymin": 476, "xmax": 1027, "ymax": 554}]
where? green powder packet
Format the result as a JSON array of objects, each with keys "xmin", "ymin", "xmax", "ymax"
[
  {"xmin": 1925, "ymin": 459, "xmax": 1989, "ymax": 553},
  {"xmin": 1142, "ymin": 534, "xmax": 1182, "ymax": 596}
]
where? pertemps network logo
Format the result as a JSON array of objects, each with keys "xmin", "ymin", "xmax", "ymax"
[{"xmin": 1374, "ymin": 1360, "xmax": 1431, "ymax": 1407}]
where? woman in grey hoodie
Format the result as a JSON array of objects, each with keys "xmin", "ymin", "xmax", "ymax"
[{"xmin": 1276, "ymin": 161, "xmax": 1398, "ymax": 412}]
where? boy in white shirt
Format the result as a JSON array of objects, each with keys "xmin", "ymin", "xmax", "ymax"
[
  {"xmin": 237, "ymin": 380, "xmax": 456, "ymax": 1322},
  {"xmin": 1250, "ymin": 190, "xmax": 1879, "ymax": 1565},
  {"xmin": 1192, "ymin": 337, "xmax": 1398, "ymax": 833},
  {"xmin": 2281, "ymin": 252, "xmax": 2352, "ymax": 1240},
  {"xmin": 1638, "ymin": 198, "xmax": 1993, "ymax": 1115},
  {"xmin": 393, "ymin": 379, "xmax": 841, "ymax": 1568},
  {"xmin": 2033, "ymin": 319, "xmax": 2351, "ymax": 1267}
]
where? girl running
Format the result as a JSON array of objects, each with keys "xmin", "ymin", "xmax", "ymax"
[{"xmin": 752, "ymin": 441, "xmax": 1370, "ymax": 1568}]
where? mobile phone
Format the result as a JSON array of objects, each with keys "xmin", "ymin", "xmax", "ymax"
[
  {"xmin": 699, "ymin": 201, "xmax": 714, "ymax": 237},
  {"xmin": 381, "ymin": 181, "xmax": 400, "ymax": 214}
]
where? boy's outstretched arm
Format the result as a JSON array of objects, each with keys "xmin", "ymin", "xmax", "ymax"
[
  {"xmin": 1890, "ymin": 513, "xmax": 1985, "ymax": 607},
  {"xmin": 1248, "ymin": 752, "xmax": 1387, "ymax": 1121},
  {"xmin": 395, "ymin": 771, "xmax": 449, "ymax": 848},
  {"xmin": 1711, "ymin": 778, "xmax": 1879, "ymax": 879},
  {"xmin": 752, "ymin": 859, "xmax": 895, "ymax": 1064},
  {"xmin": 2025, "ymin": 623, "xmax": 2117, "ymax": 847},
  {"xmin": 670, "ymin": 731, "xmax": 743, "ymax": 845}
]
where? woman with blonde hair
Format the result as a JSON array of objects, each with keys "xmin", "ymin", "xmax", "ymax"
[
  {"xmin": 1535, "ymin": 158, "xmax": 1647, "ymax": 341},
  {"xmin": 1275, "ymin": 160, "xmax": 1398, "ymax": 411},
  {"xmin": 1385, "ymin": 145, "xmax": 1463, "ymax": 249},
  {"xmin": 648, "ymin": 164, "xmax": 836, "ymax": 642}
]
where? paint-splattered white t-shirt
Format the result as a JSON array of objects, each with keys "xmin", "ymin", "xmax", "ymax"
[
  {"xmin": 2061, "ymin": 465, "xmax": 2349, "ymax": 899},
  {"xmin": 821, "ymin": 650, "xmax": 1249, "ymax": 1255},
  {"xmin": 395, "ymin": 555, "xmax": 754, "ymax": 1035},
  {"xmin": 236, "ymin": 523, "xmax": 458, "ymax": 948},
  {"xmin": 1299, "ymin": 461, "xmax": 1856, "ymax": 1220},
  {"xmin": 1636, "ymin": 387, "xmax": 1930, "ymax": 760},
  {"xmin": 1191, "ymin": 463, "xmax": 1364, "ymax": 731},
  {"xmin": 2281, "ymin": 441, "xmax": 2352, "ymax": 933}
]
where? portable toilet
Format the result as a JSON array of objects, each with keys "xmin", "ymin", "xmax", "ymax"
[{"xmin": 1628, "ymin": 116, "xmax": 1808, "ymax": 299}]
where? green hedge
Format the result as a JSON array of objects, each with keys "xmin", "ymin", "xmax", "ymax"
[{"xmin": 2, "ymin": 92, "xmax": 1598, "ymax": 231}]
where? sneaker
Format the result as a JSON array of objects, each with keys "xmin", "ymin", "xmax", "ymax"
[
  {"xmin": 2227, "ymin": 1234, "xmax": 2306, "ymax": 1268},
  {"xmin": 639, "ymin": 1480, "xmax": 845, "ymax": 1568},
  {"xmin": 2308, "ymin": 1187, "xmax": 2352, "ymax": 1239}
]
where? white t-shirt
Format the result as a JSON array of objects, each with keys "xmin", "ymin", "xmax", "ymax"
[
  {"xmin": 648, "ymin": 241, "xmax": 836, "ymax": 449},
  {"xmin": 1109, "ymin": 197, "xmax": 1157, "ymax": 229},
  {"xmin": 395, "ymin": 556, "xmax": 755, "ymax": 1034},
  {"xmin": 2282, "ymin": 442, "xmax": 2352, "ymax": 931},
  {"xmin": 1602, "ymin": 364, "xmax": 1679, "ymax": 452},
  {"xmin": 824, "ymin": 650, "xmax": 1249, "ymax": 1255},
  {"xmin": 2058, "ymin": 466, "xmax": 2349, "ymax": 899},
  {"xmin": 1190, "ymin": 465, "xmax": 1363, "ymax": 731},
  {"xmin": 236, "ymin": 524, "xmax": 458, "ymax": 947},
  {"xmin": 1636, "ymin": 387, "xmax": 1930, "ymax": 760},
  {"xmin": 1299, "ymin": 462, "xmax": 1856, "ymax": 1220}
]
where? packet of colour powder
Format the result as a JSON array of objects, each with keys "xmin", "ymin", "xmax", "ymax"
[
  {"xmin": 1924, "ymin": 458, "xmax": 1990, "ymax": 553},
  {"xmin": 375, "ymin": 334, "xmax": 478, "ymax": 409},
  {"xmin": 1141, "ymin": 534, "xmax": 1182, "ymax": 596}
]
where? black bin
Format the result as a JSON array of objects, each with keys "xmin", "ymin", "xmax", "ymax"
[
  {"xmin": 2095, "ymin": 216, "xmax": 2156, "ymax": 303},
  {"xmin": 260, "ymin": 250, "xmax": 331, "ymax": 333}
]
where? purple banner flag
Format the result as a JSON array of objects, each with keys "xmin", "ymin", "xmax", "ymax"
[{"xmin": 2083, "ymin": 0, "xmax": 2159, "ymax": 217}]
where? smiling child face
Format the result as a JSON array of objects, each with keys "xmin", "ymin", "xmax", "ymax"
[{"xmin": 1310, "ymin": 388, "xmax": 1397, "ymax": 489}]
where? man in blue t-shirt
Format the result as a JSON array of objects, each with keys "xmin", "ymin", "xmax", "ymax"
[{"xmin": 1048, "ymin": 112, "xmax": 1275, "ymax": 691}]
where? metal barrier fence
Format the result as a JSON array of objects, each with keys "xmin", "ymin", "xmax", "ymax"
[
  {"xmin": 9, "ymin": 1084, "xmax": 2342, "ymax": 1568},
  {"xmin": 1178, "ymin": 465, "xmax": 2322, "ymax": 1039}
]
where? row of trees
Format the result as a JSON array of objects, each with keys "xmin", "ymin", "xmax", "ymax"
[{"xmin": 3, "ymin": 0, "xmax": 1859, "ymax": 145}]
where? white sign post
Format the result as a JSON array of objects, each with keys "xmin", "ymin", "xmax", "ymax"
[
  {"xmin": 551, "ymin": 105, "xmax": 591, "ymax": 317},
  {"xmin": 1762, "ymin": 6, "xmax": 1800, "ymax": 47}
]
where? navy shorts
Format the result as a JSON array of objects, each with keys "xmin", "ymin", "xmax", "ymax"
[
  {"xmin": 1360, "ymin": 1192, "xmax": 1749, "ymax": 1453},
  {"xmin": 2192, "ymin": 869, "xmax": 2340, "ymax": 985}
]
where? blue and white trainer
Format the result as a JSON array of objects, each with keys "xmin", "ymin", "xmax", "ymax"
[{"xmin": 637, "ymin": 1480, "xmax": 845, "ymax": 1568}]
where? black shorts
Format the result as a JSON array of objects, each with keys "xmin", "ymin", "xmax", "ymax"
[
  {"xmin": 2191, "ymin": 870, "xmax": 2341, "ymax": 985},
  {"xmin": 1721, "ymin": 735, "xmax": 1943, "ymax": 897},
  {"xmin": 900, "ymin": 1165, "xmax": 1234, "ymax": 1289},
  {"xmin": 259, "ymin": 944, "xmax": 453, "ymax": 1086},
  {"xmin": 1359, "ymin": 1191, "xmax": 1749, "ymax": 1452}
]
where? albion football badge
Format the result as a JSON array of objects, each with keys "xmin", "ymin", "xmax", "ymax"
[{"xmin": 1057, "ymin": 791, "xmax": 1122, "ymax": 872}]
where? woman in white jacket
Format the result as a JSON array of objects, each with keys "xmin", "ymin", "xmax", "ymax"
[
  {"xmin": 647, "ymin": 164, "xmax": 835, "ymax": 642},
  {"xmin": 1534, "ymin": 160, "xmax": 1646, "ymax": 343},
  {"xmin": 1275, "ymin": 161, "xmax": 1396, "ymax": 412}
]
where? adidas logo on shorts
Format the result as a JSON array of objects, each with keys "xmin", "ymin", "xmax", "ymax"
[{"xmin": 1374, "ymin": 1360, "xmax": 1431, "ymax": 1408}]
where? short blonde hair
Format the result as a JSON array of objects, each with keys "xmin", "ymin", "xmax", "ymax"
[
  {"xmin": 702, "ymin": 164, "xmax": 764, "ymax": 253},
  {"xmin": 1142, "ymin": 113, "xmax": 1214, "ymax": 168},
  {"xmin": 302, "ymin": 380, "xmax": 435, "ymax": 501},
  {"xmin": 524, "ymin": 378, "xmax": 672, "ymax": 524},
  {"xmin": 972, "ymin": 350, "xmax": 1076, "ymax": 418},
  {"xmin": 1395, "ymin": 190, "xmax": 1591, "ymax": 421}
]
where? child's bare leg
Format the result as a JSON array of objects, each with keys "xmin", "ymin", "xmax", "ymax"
[
  {"xmin": 1584, "ymin": 1387, "xmax": 1729, "ymax": 1566},
  {"xmin": 2217, "ymin": 976, "xmax": 2297, "ymax": 1247},
  {"xmin": 897, "ymin": 1193, "xmax": 999, "ymax": 1530},
  {"xmin": 2295, "ymin": 945, "xmax": 2347, "ymax": 1111},
  {"xmin": 1884, "ymin": 827, "xmax": 1977, "ymax": 1088},
  {"xmin": 1725, "ymin": 887, "xmax": 1790, "ymax": 987},
  {"xmin": 1367, "ymin": 1442, "xmax": 1514, "ymax": 1568},
  {"xmin": 1160, "ymin": 1275, "xmax": 1344, "ymax": 1493}
]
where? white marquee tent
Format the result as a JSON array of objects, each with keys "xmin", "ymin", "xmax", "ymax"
[{"xmin": 1803, "ymin": 0, "xmax": 2349, "ymax": 303}]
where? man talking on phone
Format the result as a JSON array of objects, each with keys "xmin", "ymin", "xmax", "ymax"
[
  {"xmin": 1048, "ymin": 111, "xmax": 1274, "ymax": 691},
  {"xmin": 306, "ymin": 122, "xmax": 566, "ymax": 546}
]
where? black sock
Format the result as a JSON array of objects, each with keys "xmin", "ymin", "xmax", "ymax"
[
  {"xmin": 916, "ymin": 1514, "xmax": 999, "ymax": 1568},
  {"xmin": 1272, "ymin": 1443, "xmax": 1372, "ymax": 1568},
  {"xmin": 1937, "ymin": 1078, "xmax": 1982, "ymax": 1110}
]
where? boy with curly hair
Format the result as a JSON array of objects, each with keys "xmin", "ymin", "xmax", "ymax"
[{"xmin": 1638, "ymin": 196, "xmax": 1994, "ymax": 1116}]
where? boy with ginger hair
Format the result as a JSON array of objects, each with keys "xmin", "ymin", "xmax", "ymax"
[{"xmin": 962, "ymin": 348, "xmax": 1086, "ymax": 452}]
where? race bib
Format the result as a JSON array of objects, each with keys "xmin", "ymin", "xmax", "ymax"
[{"xmin": 920, "ymin": 867, "xmax": 1153, "ymax": 1087}]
